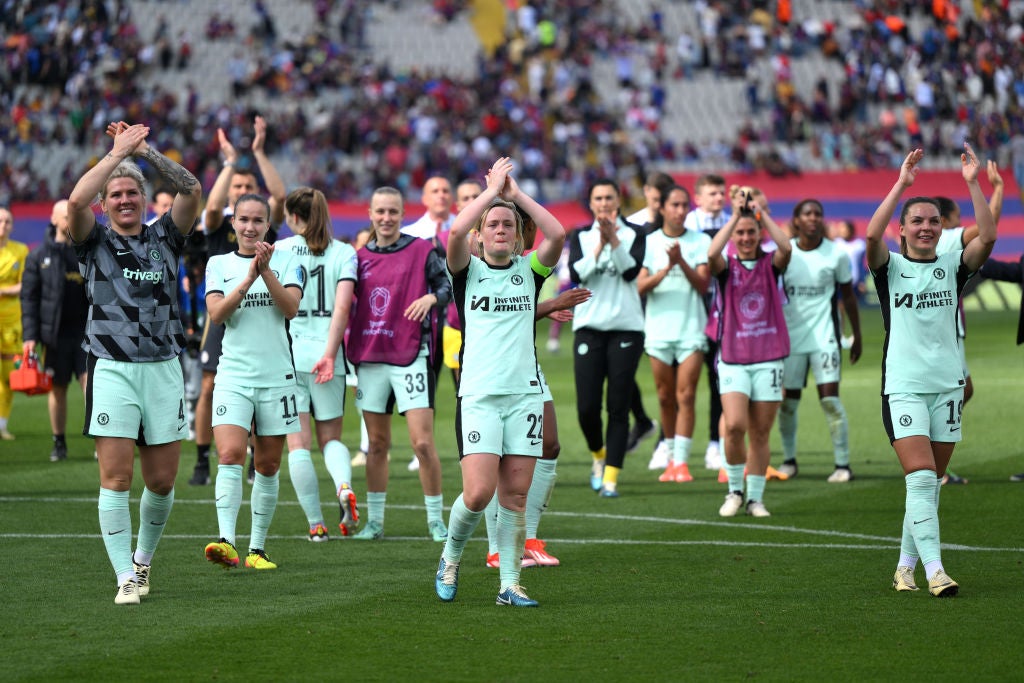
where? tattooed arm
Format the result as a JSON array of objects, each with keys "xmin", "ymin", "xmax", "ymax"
[{"xmin": 137, "ymin": 145, "xmax": 202, "ymax": 235}]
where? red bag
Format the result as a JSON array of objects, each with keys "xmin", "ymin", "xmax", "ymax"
[{"xmin": 9, "ymin": 353, "xmax": 53, "ymax": 395}]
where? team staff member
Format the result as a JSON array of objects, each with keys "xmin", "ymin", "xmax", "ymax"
[
  {"xmin": 346, "ymin": 187, "xmax": 449, "ymax": 542},
  {"xmin": 709, "ymin": 189, "xmax": 791, "ymax": 519},
  {"xmin": 0, "ymin": 206, "xmax": 29, "ymax": 441},
  {"xmin": 867, "ymin": 144, "xmax": 995, "ymax": 598},
  {"xmin": 203, "ymin": 194, "xmax": 303, "ymax": 571},
  {"xmin": 68, "ymin": 121, "xmax": 201, "ymax": 605},
  {"xmin": 568, "ymin": 179, "xmax": 646, "ymax": 498},
  {"xmin": 434, "ymin": 158, "xmax": 565, "ymax": 607},
  {"xmin": 20, "ymin": 199, "xmax": 89, "ymax": 462},
  {"xmin": 277, "ymin": 187, "xmax": 360, "ymax": 541},
  {"xmin": 776, "ymin": 199, "xmax": 863, "ymax": 482}
]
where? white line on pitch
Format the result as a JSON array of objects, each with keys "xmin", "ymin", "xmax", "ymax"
[{"xmin": 1, "ymin": 497, "xmax": 1020, "ymax": 553}]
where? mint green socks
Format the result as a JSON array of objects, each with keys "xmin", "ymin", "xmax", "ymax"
[
  {"xmin": 215, "ymin": 464, "xmax": 243, "ymax": 546},
  {"xmin": 99, "ymin": 488, "xmax": 133, "ymax": 584},
  {"xmin": 496, "ymin": 504, "xmax": 526, "ymax": 591},
  {"xmin": 250, "ymin": 471, "xmax": 279, "ymax": 551},
  {"xmin": 288, "ymin": 449, "xmax": 324, "ymax": 527},
  {"xmin": 442, "ymin": 493, "xmax": 484, "ymax": 564},
  {"xmin": 135, "ymin": 487, "xmax": 174, "ymax": 564}
]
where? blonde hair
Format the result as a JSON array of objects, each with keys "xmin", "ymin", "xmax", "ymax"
[
  {"xmin": 473, "ymin": 199, "xmax": 525, "ymax": 256},
  {"xmin": 99, "ymin": 160, "xmax": 147, "ymax": 203}
]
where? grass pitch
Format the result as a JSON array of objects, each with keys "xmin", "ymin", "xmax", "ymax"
[{"xmin": 2, "ymin": 304, "xmax": 1023, "ymax": 682}]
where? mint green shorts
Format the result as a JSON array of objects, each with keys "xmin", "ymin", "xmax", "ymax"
[
  {"xmin": 212, "ymin": 382, "xmax": 302, "ymax": 436},
  {"xmin": 85, "ymin": 356, "xmax": 187, "ymax": 445}
]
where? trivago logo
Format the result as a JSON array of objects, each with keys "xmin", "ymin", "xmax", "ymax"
[{"xmin": 123, "ymin": 268, "xmax": 163, "ymax": 283}]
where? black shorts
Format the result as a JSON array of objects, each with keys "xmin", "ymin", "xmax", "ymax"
[
  {"xmin": 199, "ymin": 319, "xmax": 225, "ymax": 373},
  {"xmin": 45, "ymin": 335, "xmax": 87, "ymax": 385}
]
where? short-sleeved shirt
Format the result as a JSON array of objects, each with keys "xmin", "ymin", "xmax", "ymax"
[
  {"xmin": 450, "ymin": 252, "xmax": 550, "ymax": 397},
  {"xmin": 74, "ymin": 214, "xmax": 188, "ymax": 362},
  {"xmin": 205, "ymin": 249, "xmax": 304, "ymax": 387},
  {"xmin": 782, "ymin": 237, "xmax": 852, "ymax": 354},
  {"xmin": 872, "ymin": 250, "xmax": 972, "ymax": 395},
  {"xmin": 276, "ymin": 236, "xmax": 358, "ymax": 372},
  {"xmin": 642, "ymin": 228, "xmax": 711, "ymax": 345}
]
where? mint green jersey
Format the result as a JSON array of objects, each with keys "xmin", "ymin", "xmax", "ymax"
[
  {"xmin": 277, "ymin": 236, "xmax": 358, "ymax": 372},
  {"xmin": 642, "ymin": 228, "xmax": 710, "ymax": 345},
  {"xmin": 872, "ymin": 250, "xmax": 971, "ymax": 394},
  {"xmin": 782, "ymin": 238, "xmax": 851, "ymax": 354},
  {"xmin": 206, "ymin": 250, "xmax": 304, "ymax": 387},
  {"xmin": 450, "ymin": 252, "xmax": 551, "ymax": 397}
]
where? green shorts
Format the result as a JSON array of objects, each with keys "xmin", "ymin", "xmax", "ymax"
[
  {"xmin": 645, "ymin": 339, "xmax": 705, "ymax": 367},
  {"xmin": 85, "ymin": 355, "xmax": 187, "ymax": 445},
  {"xmin": 355, "ymin": 352, "xmax": 434, "ymax": 415},
  {"xmin": 717, "ymin": 358, "xmax": 784, "ymax": 402},
  {"xmin": 294, "ymin": 370, "xmax": 346, "ymax": 422},
  {"xmin": 883, "ymin": 390, "xmax": 964, "ymax": 443},
  {"xmin": 212, "ymin": 382, "xmax": 302, "ymax": 436},
  {"xmin": 456, "ymin": 393, "xmax": 544, "ymax": 459},
  {"xmin": 783, "ymin": 349, "xmax": 841, "ymax": 390}
]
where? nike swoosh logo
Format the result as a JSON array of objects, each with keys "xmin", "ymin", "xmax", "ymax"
[
  {"xmin": 224, "ymin": 276, "xmax": 239, "ymax": 282},
  {"xmin": 149, "ymin": 521, "xmax": 165, "ymax": 526},
  {"xmin": 913, "ymin": 518, "xmax": 933, "ymax": 525},
  {"xmin": 530, "ymin": 439, "xmax": 542, "ymax": 446},
  {"xmin": 253, "ymin": 512, "xmax": 266, "ymax": 516},
  {"xmin": 900, "ymin": 273, "xmax": 915, "ymax": 279},
  {"xmin": 107, "ymin": 529, "xmax": 127, "ymax": 535},
  {"xmin": 620, "ymin": 342, "xmax": 633, "ymax": 348},
  {"xmin": 950, "ymin": 426, "xmax": 960, "ymax": 432},
  {"xmin": 285, "ymin": 419, "xmax": 298, "ymax": 426},
  {"xmin": 478, "ymin": 277, "xmax": 492, "ymax": 282},
  {"xmin": 216, "ymin": 495, "xmax": 227, "ymax": 502},
  {"xmin": 116, "ymin": 250, "xmax": 133, "ymax": 256}
]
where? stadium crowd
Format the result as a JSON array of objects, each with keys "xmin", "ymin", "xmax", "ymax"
[{"xmin": 2, "ymin": 1, "xmax": 1024, "ymax": 205}]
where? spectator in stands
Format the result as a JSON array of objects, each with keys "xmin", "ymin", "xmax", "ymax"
[
  {"xmin": 0, "ymin": 205, "xmax": 29, "ymax": 440},
  {"xmin": 19, "ymin": 199, "xmax": 88, "ymax": 461}
]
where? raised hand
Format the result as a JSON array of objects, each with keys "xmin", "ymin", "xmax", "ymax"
[
  {"xmin": 486, "ymin": 157, "xmax": 514, "ymax": 194},
  {"xmin": 960, "ymin": 142, "xmax": 980, "ymax": 183},
  {"xmin": 501, "ymin": 173, "xmax": 522, "ymax": 202},
  {"xmin": 109, "ymin": 123, "xmax": 150, "ymax": 160},
  {"xmin": 986, "ymin": 159, "xmax": 1003, "ymax": 189},
  {"xmin": 252, "ymin": 115, "xmax": 268, "ymax": 154},
  {"xmin": 217, "ymin": 128, "xmax": 238, "ymax": 164},
  {"xmin": 898, "ymin": 148, "xmax": 924, "ymax": 188}
]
